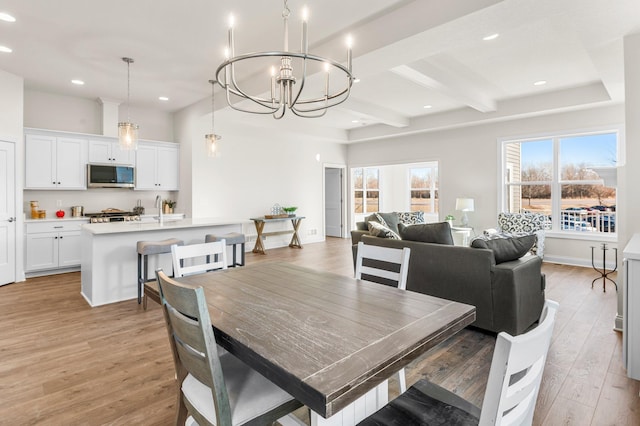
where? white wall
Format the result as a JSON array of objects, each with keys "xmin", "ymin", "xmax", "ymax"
[
  {"xmin": 0, "ymin": 69, "xmax": 25, "ymax": 281},
  {"xmin": 347, "ymin": 104, "xmax": 625, "ymax": 266},
  {"xmin": 24, "ymin": 89, "xmax": 174, "ymax": 141},
  {"xmin": 173, "ymin": 103, "xmax": 349, "ymax": 248}
]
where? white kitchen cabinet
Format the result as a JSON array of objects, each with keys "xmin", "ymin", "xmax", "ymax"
[
  {"xmin": 25, "ymin": 220, "xmax": 87, "ymax": 274},
  {"xmin": 135, "ymin": 142, "xmax": 179, "ymax": 190},
  {"xmin": 88, "ymin": 139, "xmax": 135, "ymax": 165},
  {"xmin": 25, "ymin": 134, "xmax": 88, "ymax": 189}
]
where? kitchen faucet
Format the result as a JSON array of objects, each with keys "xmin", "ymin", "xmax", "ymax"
[{"xmin": 155, "ymin": 195, "xmax": 163, "ymax": 225}]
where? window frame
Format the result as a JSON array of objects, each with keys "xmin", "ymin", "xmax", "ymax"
[
  {"xmin": 407, "ymin": 164, "xmax": 439, "ymax": 214},
  {"xmin": 499, "ymin": 128, "xmax": 620, "ymax": 239},
  {"xmin": 352, "ymin": 166, "xmax": 380, "ymax": 216}
]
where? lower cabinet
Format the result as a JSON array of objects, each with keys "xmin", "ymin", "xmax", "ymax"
[{"xmin": 25, "ymin": 220, "xmax": 87, "ymax": 273}]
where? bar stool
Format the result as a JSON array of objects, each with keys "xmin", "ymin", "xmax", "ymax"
[
  {"xmin": 137, "ymin": 238, "xmax": 183, "ymax": 308},
  {"xmin": 205, "ymin": 233, "xmax": 246, "ymax": 267}
]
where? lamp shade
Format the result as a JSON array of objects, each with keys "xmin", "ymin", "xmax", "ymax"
[{"xmin": 455, "ymin": 198, "xmax": 475, "ymax": 212}]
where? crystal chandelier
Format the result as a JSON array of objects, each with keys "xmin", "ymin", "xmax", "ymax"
[
  {"xmin": 215, "ymin": 0, "xmax": 354, "ymax": 119},
  {"xmin": 118, "ymin": 57, "xmax": 139, "ymax": 150},
  {"xmin": 205, "ymin": 79, "xmax": 222, "ymax": 157}
]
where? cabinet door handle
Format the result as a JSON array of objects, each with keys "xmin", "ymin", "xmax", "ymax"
[
  {"xmin": 59, "ymin": 236, "xmax": 63, "ymax": 239},
  {"xmin": 54, "ymin": 236, "xmax": 58, "ymax": 239},
  {"xmin": 57, "ymin": 182, "xmax": 61, "ymax": 185},
  {"xmin": 54, "ymin": 226, "xmax": 63, "ymax": 229}
]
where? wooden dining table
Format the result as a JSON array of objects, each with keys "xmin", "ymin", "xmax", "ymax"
[{"xmin": 176, "ymin": 262, "xmax": 476, "ymax": 425}]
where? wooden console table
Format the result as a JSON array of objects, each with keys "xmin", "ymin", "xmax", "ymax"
[{"xmin": 249, "ymin": 216, "xmax": 305, "ymax": 254}]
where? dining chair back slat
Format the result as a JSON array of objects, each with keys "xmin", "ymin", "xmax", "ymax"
[{"xmin": 172, "ymin": 241, "xmax": 228, "ymax": 278}]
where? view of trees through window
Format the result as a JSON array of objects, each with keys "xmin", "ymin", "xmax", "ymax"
[
  {"xmin": 353, "ymin": 167, "xmax": 379, "ymax": 213},
  {"xmin": 410, "ymin": 166, "xmax": 438, "ymax": 213},
  {"xmin": 504, "ymin": 132, "xmax": 617, "ymax": 233}
]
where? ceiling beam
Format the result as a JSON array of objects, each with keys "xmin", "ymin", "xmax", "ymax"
[
  {"xmin": 340, "ymin": 98, "xmax": 410, "ymax": 127},
  {"xmin": 347, "ymin": 82, "xmax": 613, "ymax": 142},
  {"xmin": 391, "ymin": 56, "xmax": 499, "ymax": 113}
]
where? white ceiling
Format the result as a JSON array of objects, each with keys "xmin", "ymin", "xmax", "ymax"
[{"xmin": 1, "ymin": 0, "xmax": 639, "ymax": 141}]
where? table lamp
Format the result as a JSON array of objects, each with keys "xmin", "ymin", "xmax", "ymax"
[{"xmin": 455, "ymin": 198, "xmax": 474, "ymax": 227}]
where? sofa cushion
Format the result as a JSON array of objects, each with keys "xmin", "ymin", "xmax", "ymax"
[
  {"xmin": 375, "ymin": 212, "xmax": 400, "ymax": 234},
  {"xmin": 397, "ymin": 211, "xmax": 425, "ymax": 225},
  {"xmin": 471, "ymin": 234, "xmax": 536, "ymax": 264},
  {"xmin": 368, "ymin": 221, "xmax": 401, "ymax": 239},
  {"xmin": 398, "ymin": 222, "xmax": 454, "ymax": 245}
]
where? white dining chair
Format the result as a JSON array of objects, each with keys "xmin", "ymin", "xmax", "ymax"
[
  {"xmin": 171, "ymin": 240, "xmax": 228, "ymax": 278},
  {"xmin": 355, "ymin": 241, "xmax": 411, "ymax": 393},
  {"xmin": 155, "ymin": 269, "xmax": 303, "ymax": 426},
  {"xmin": 357, "ymin": 299, "xmax": 559, "ymax": 426}
]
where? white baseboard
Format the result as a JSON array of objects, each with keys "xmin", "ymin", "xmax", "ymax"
[{"xmin": 543, "ymin": 254, "xmax": 617, "ymax": 270}]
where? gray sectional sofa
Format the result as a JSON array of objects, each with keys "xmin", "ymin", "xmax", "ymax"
[{"xmin": 351, "ymin": 215, "xmax": 545, "ymax": 335}]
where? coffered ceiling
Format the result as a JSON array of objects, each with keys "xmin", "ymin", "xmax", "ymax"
[{"xmin": 0, "ymin": 0, "xmax": 639, "ymax": 141}]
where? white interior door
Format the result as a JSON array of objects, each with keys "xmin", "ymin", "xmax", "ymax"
[
  {"xmin": 325, "ymin": 167, "xmax": 343, "ymax": 238},
  {"xmin": 0, "ymin": 141, "xmax": 16, "ymax": 285}
]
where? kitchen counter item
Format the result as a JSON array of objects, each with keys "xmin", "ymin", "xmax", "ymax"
[
  {"xmin": 30, "ymin": 201, "xmax": 39, "ymax": 219},
  {"xmin": 71, "ymin": 206, "xmax": 84, "ymax": 217},
  {"xmin": 132, "ymin": 199, "xmax": 145, "ymax": 215}
]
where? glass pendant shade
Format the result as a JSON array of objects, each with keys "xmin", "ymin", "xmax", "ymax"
[
  {"xmin": 118, "ymin": 122, "xmax": 139, "ymax": 151},
  {"xmin": 205, "ymin": 133, "xmax": 221, "ymax": 157}
]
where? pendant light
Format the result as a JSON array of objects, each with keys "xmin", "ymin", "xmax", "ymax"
[
  {"xmin": 205, "ymin": 79, "xmax": 222, "ymax": 157},
  {"xmin": 118, "ymin": 57, "xmax": 139, "ymax": 150}
]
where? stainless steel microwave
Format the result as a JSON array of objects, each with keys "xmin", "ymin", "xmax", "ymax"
[{"xmin": 87, "ymin": 164, "xmax": 135, "ymax": 188}]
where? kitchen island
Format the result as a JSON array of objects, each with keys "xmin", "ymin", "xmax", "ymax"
[{"xmin": 80, "ymin": 218, "xmax": 247, "ymax": 306}]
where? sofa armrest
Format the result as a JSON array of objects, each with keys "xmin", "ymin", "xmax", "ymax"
[
  {"xmin": 491, "ymin": 255, "xmax": 545, "ymax": 335},
  {"xmin": 351, "ymin": 229, "xmax": 369, "ymax": 245}
]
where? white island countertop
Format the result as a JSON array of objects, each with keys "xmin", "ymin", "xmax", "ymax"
[{"xmin": 82, "ymin": 217, "xmax": 250, "ymax": 235}]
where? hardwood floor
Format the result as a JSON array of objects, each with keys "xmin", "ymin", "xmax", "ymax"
[{"xmin": 0, "ymin": 237, "xmax": 637, "ymax": 425}]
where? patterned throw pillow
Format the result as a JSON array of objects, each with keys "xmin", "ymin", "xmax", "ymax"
[
  {"xmin": 397, "ymin": 211, "xmax": 425, "ymax": 225},
  {"xmin": 367, "ymin": 221, "xmax": 401, "ymax": 239}
]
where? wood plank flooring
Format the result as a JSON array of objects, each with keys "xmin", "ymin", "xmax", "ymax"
[{"xmin": 0, "ymin": 237, "xmax": 637, "ymax": 425}]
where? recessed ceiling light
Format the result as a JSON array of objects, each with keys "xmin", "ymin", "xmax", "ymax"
[
  {"xmin": 354, "ymin": 78, "xmax": 361, "ymax": 83},
  {"xmin": 423, "ymin": 105, "xmax": 433, "ymax": 109},
  {"xmin": 0, "ymin": 12, "xmax": 16, "ymax": 22},
  {"xmin": 533, "ymin": 80, "xmax": 547, "ymax": 86},
  {"xmin": 0, "ymin": 45, "xmax": 12, "ymax": 53},
  {"xmin": 158, "ymin": 96, "xmax": 169, "ymax": 101},
  {"xmin": 352, "ymin": 120, "xmax": 359, "ymax": 123},
  {"xmin": 483, "ymin": 33, "xmax": 499, "ymax": 41},
  {"xmin": 71, "ymin": 79, "xmax": 85, "ymax": 85}
]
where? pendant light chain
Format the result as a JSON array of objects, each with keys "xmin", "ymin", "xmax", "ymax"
[{"xmin": 126, "ymin": 58, "xmax": 131, "ymax": 122}]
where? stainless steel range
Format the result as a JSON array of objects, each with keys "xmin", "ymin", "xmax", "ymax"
[{"xmin": 85, "ymin": 210, "xmax": 141, "ymax": 223}]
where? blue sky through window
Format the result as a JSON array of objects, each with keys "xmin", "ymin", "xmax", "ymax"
[{"xmin": 521, "ymin": 133, "xmax": 616, "ymax": 168}]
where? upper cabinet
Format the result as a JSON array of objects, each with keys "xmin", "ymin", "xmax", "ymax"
[
  {"xmin": 25, "ymin": 134, "xmax": 88, "ymax": 190},
  {"xmin": 24, "ymin": 129, "xmax": 178, "ymax": 191},
  {"xmin": 135, "ymin": 142, "xmax": 179, "ymax": 191},
  {"xmin": 88, "ymin": 139, "xmax": 135, "ymax": 166}
]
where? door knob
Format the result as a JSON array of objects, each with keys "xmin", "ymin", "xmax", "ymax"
[{"xmin": 7, "ymin": 217, "xmax": 15, "ymax": 222}]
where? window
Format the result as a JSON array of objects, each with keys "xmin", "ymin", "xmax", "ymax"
[
  {"xmin": 503, "ymin": 131, "xmax": 617, "ymax": 234},
  {"xmin": 409, "ymin": 165, "xmax": 438, "ymax": 213},
  {"xmin": 353, "ymin": 167, "xmax": 379, "ymax": 214}
]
